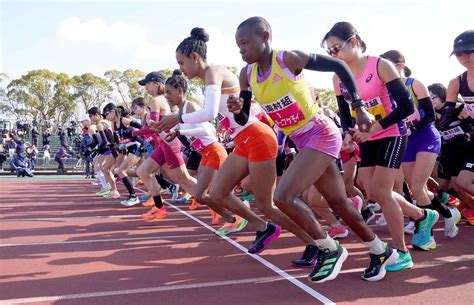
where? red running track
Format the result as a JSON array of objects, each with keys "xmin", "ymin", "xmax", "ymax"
[{"xmin": 0, "ymin": 179, "xmax": 473, "ymax": 305}]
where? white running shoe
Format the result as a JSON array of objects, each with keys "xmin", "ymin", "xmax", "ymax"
[
  {"xmin": 404, "ymin": 221, "xmax": 416, "ymax": 235},
  {"xmin": 375, "ymin": 214, "xmax": 387, "ymax": 226},
  {"xmin": 444, "ymin": 208, "xmax": 461, "ymax": 238},
  {"xmin": 121, "ymin": 196, "xmax": 140, "ymax": 207}
]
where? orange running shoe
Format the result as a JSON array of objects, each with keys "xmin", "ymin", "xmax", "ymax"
[
  {"xmin": 142, "ymin": 197, "xmax": 155, "ymax": 207},
  {"xmin": 209, "ymin": 208, "xmax": 222, "ymax": 225},
  {"xmin": 142, "ymin": 206, "xmax": 168, "ymax": 220},
  {"xmin": 188, "ymin": 199, "xmax": 201, "ymax": 211},
  {"xmin": 462, "ymin": 209, "xmax": 474, "ymax": 226}
]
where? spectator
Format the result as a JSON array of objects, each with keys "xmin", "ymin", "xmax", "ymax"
[
  {"xmin": 42, "ymin": 128, "xmax": 51, "ymax": 146},
  {"xmin": 6, "ymin": 136, "xmax": 16, "ymax": 158},
  {"xmin": 79, "ymin": 116, "xmax": 94, "ymax": 178},
  {"xmin": 43, "ymin": 144, "xmax": 51, "ymax": 167},
  {"xmin": 31, "ymin": 127, "xmax": 40, "ymax": 147},
  {"xmin": 10, "ymin": 151, "xmax": 33, "ymax": 177},
  {"xmin": 0, "ymin": 143, "xmax": 6, "ymax": 171},
  {"xmin": 66, "ymin": 122, "xmax": 76, "ymax": 143},
  {"xmin": 27, "ymin": 145, "xmax": 38, "ymax": 170},
  {"xmin": 55, "ymin": 146, "xmax": 70, "ymax": 173},
  {"xmin": 58, "ymin": 127, "xmax": 67, "ymax": 148}
]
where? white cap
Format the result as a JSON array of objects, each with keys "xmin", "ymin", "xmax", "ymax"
[{"xmin": 79, "ymin": 115, "xmax": 90, "ymax": 122}]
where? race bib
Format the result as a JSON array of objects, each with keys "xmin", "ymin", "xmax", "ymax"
[
  {"xmin": 441, "ymin": 126, "xmax": 464, "ymax": 140},
  {"xmin": 465, "ymin": 103, "xmax": 474, "ymax": 119},
  {"xmin": 351, "ymin": 97, "xmax": 386, "ymax": 121},
  {"xmin": 190, "ymin": 136, "xmax": 206, "ymax": 152},
  {"xmin": 262, "ymin": 93, "xmax": 305, "ymax": 128},
  {"xmin": 217, "ymin": 113, "xmax": 235, "ymax": 135}
]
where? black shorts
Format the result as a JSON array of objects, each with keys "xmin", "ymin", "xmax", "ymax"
[
  {"xmin": 438, "ymin": 143, "xmax": 466, "ymax": 179},
  {"xmin": 186, "ymin": 150, "xmax": 202, "ymax": 171},
  {"xmin": 461, "ymin": 144, "xmax": 474, "ymax": 173},
  {"xmin": 126, "ymin": 143, "xmax": 142, "ymax": 157},
  {"xmin": 359, "ymin": 136, "xmax": 407, "ymax": 169}
]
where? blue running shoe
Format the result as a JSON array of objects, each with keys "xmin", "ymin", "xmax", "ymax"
[
  {"xmin": 139, "ymin": 194, "xmax": 151, "ymax": 201},
  {"xmin": 169, "ymin": 184, "xmax": 180, "ymax": 200},
  {"xmin": 412, "ymin": 209, "xmax": 439, "ymax": 251}
]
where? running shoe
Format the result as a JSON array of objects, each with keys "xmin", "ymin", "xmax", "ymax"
[
  {"xmin": 291, "ymin": 245, "xmax": 319, "ymax": 268},
  {"xmin": 215, "ymin": 216, "xmax": 248, "ymax": 235},
  {"xmin": 327, "ymin": 225, "xmax": 349, "ymax": 239},
  {"xmin": 444, "ymin": 207, "xmax": 461, "ymax": 238},
  {"xmin": 367, "ymin": 201, "xmax": 381, "ymax": 212},
  {"xmin": 103, "ymin": 193, "xmax": 121, "ymax": 199},
  {"xmin": 412, "ymin": 209, "xmax": 439, "ymax": 251},
  {"xmin": 439, "ymin": 192, "xmax": 449, "ymax": 205},
  {"xmin": 241, "ymin": 194, "xmax": 255, "ymax": 202},
  {"xmin": 209, "ymin": 208, "xmax": 222, "ymax": 225},
  {"xmin": 247, "ymin": 223, "xmax": 282, "ymax": 254},
  {"xmin": 188, "ymin": 199, "xmax": 201, "ymax": 211},
  {"xmin": 175, "ymin": 194, "xmax": 192, "ymax": 204},
  {"xmin": 361, "ymin": 244, "xmax": 399, "ymax": 281},
  {"xmin": 385, "ymin": 250, "xmax": 414, "ymax": 272},
  {"xmin": 375, "ymin": 214, "xmax": 387, "ymax": 226},
  {"xmin": 120, "ymin": 196, "xmax": 140, "ymax": 207},
  {"xmin": 95, "ymin": 188, "xmax": 111, "ymax": 196},
  {"xmin": 404, "ymin": 221, "xmax": 416, "ymax": 235},
  {"xmin": 142, "ymin": 206, "xmax": 168, "ymax": 220},
  {"xmin": 139, "ymin": 194, "xmax": 151, "ymax": 201},
  {"xmin": 169, "ymin": 184, "xmax": 180, "ymax": 200},
  {"xmin": 351, "ymin": 196, "xmax": 363, "ymax": 213},
  {"xmin": 142, "ymin": 197, "xmax": 155, "ymax": 207},
  {"xmin": 361, "ymin": 208, "xmax": 375, "ymax": 224},
  {"xmin": 308, "ymin": 241, "xmax": 348, "ymax": 283},
  {"xmin": 447, "ymin": 195, "xmax": 460, "ymax": 207}
]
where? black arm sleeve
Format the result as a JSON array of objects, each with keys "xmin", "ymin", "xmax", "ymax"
[
  {"xmin": 104, "ymin": 129, "xmax": 116, "ymax": 144},
  {"xmin": 129, "ymin": 120, "xmax": 142, "ymax": 129},
  {"xmin": 98, "ymin": 131, "xmax": 107, "ymax": 147},
  {"xmin": 305, "ymin": 54, "xmax": 362, "ymax": 107},
  {"xmin": 336, "ymin": 95, "xmax": 354, "ymax": 132},
  {"xmin": 411, "ymin": 97, "xmax": 435, "ymax": 131},
  {"xmin": 379, "ymin": 78, "xmax": 415, "ymax": 129},
  {"xmin": 87, "ymin": 134, "xmax": 99, "ymax": 148},
  {"xmin": 233, "ymin": 90, "xmax": 252, "ymax": 126}
]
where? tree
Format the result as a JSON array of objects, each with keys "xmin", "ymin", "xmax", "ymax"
[
  {"xmin": 52, "ymin": 73, "xmax": 76, "ymax": 127},
  {"xmin": 104, "ymin": 69, "xmax": 146, "ymax": 109},
  {"xmin": 314, "ymin": 88, "xmax": 337, "ymax": 112},
  {"xmin": 72, "ymin": 73, "xmax": 113, "ymax": 114}
]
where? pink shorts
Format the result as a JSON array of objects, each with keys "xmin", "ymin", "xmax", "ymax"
[
  {"xmin": 289, "ymin": 114, "xmax": 342, "ymax": 159},
  {"xmin": 150, "ymin": 138, "xmax": 184, "ymax": 169}
]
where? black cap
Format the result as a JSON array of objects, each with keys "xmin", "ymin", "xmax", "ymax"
[
  {"xmin": 138, "ymin": 71, "xmax": 166, "ymax": 86},
  {"xmin": 450, "ymin": 30, "xmax": 474, "ymax": 56}
]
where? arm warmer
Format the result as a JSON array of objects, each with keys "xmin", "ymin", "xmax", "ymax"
[
  {"xmin": 179, "ymin": 123, "xmax": 215, "ymax": 137},
  {"xmin": 305, "ymin": 54, "xmax": 362, "ymax": 105},
  {"xmin": 86, "ymin": 134, "xmax": 99, "ymax": 149},
  {"xmin": 337, "ymin": 95, "xmax": 354, "ymax": 132},
  {"xmin": 149, "ymin": 111, "xmax": 160, "ymax": 122},
  {"xmin": 182, "ymin": 85, "xmax": 221, "ymax": 123},
  {"xmin": 129, "ymin": 120, "xmax": 142, "ymax": 129},
  {"xmin": 98, "ymin": 131, "xmax": 106, "ymax": 147},
  {"xmin": 411, "ymin": 97, "xmax": 435, "ymax": 131},
  {"xmin": 379, "ymin": 79, "xmax": 415, "ymax": 129},
  {"xmin": 234, "ymin": 90, "xmax": 252, "ymax": 126},
  {"xmin": 104, "ymin": 129, "xmax": 116, "ymax": 144}
]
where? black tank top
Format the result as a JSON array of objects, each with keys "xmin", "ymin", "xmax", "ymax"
[{"xmin": 457, "ymin": 72, "xmax": 474, "ymax": 150}]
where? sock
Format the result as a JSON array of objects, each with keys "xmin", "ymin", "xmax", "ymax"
[
  {"xmin": 397, "ymin": 248, "xmax": 408, "ymax": 254},
  {"xmin": 415, "ymin": 209, "xmax": 426, "ymax": 222},
  {"xmin": 155, "ymin": 174, "xmax": 171, "ymax": 189},
  {"xmin": 122, "ymin": 177, "xmax": 135, "ymax": 196},
  {"xmin": 153, "ymin": 195, "xmax": 163, "ymax": 209},
  {"xmin": 98, "ymin": 172, "xmax": 108, "ymax": 189},
  {"xmin": 416, "ymin": 203, "xmax": 433, "ymax": 210},
  {"xmin": 315, "ymin": 234, "xmax": 338, "ymax": 251},
  {"xmin": 365, "ymin": 235, "xmax": 386, "ymax": 255},
  {"xmin": 431, "ymin": 196, "xmax": 452, "ymax": 218},
  {"xmin": 402, "ymin": 182, "xmax": 413, "ymax": 203}
]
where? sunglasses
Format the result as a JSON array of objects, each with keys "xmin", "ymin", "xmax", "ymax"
[
  {"xmin": 326, "ymin": 37, "xmax": 353, "ymax": 56},
  {"xmin": 103, "ymin": 111, "xmax": 111, "ymax": 117},
  {"xmin": 430, "ymin": 95, "xmax": 439, "ymax": 100},
  {"xmin": 455, "ymin": 50, "xmax": 474, "ymax": 57}
]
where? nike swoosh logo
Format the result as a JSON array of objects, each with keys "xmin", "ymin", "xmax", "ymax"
[{"xmin": 243, "ymin": 137, "xmax": 250, "ymax": 144}]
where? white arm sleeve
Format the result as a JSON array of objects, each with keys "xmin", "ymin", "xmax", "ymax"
[
  {"xmin": 181, "ymin": 85, "xmax": 221, "ymax": 123},
  {"xmin": 179, "ymin": 123, "xmax": 215, "ymax": 137}
]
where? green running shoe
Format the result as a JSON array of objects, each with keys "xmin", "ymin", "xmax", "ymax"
[{"xmin": 386, "ymin": 250, "xmax": 414, "ymax": 272}]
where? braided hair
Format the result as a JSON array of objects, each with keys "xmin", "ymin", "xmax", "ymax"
[
  {"xmin": 176, "ymin": 27, "xmax": 209, "ymax": 60},
  {"xmin": 165, "ymin": 69, "xmax": 188, "ymax": 93}
]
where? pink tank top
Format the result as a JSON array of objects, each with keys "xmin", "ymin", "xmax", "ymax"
[{"xmin": 339, "ymin": 56, "xmax": 405, "ymax": 140}]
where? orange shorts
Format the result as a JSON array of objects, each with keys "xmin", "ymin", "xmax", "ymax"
[
  {"xmin": 200, "ymin": 142, "xmax": 228, "ymax": 170},
  {"xmin": 233, "ymin": 121, "xmax": 277, "ymax": 162}
]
